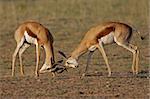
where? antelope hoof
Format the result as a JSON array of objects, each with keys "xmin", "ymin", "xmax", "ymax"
[
  {"xmin": 52, "ymin": 72, "xmax": 56, "ymax": 77},
  {"xmin": 135, "ymin": 72, "xmax": 138, "ymax": 75},
  {"xmin": 82, "ymin": 73, "xmax": 86, "ymax": 77},
  {"xmin": 21, "ymin": 73, "xmax": 25, "ymax": 76},
  {"xmin": 108, "ymin": 72, "xmax": 111, "ymax": 77},
  {"xmin": 21, "ymin": 74, "xmax": 25, "ymax": 77},
  {"xmin": 35, "ymin": 72, "xmax": 39, "ymax": 78}
]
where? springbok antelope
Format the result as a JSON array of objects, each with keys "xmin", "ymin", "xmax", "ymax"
[
  {"xmin": 60, "ymin": 22, "xmax": 143, "ymax": 77},
  {"xmin": 12, "ymin": 21, "xmax": 57, "ymax": 77}
]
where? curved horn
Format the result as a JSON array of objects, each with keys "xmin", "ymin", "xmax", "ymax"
[
  {"xmin": 58, "ymin": 51, "xmax": 68, "ymax": 59},
  {"xmin": 47, "ymin": 59, "xmax": 67, "ymax": 73}
]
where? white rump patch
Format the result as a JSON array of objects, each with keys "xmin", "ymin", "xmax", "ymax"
[
  {"xmin": 100, "ymin": 32, "xmax": 114, "ymax": 45},
  {"xmin": 24, "ymin": 31, "xmax": 37, "ymax": 44}
]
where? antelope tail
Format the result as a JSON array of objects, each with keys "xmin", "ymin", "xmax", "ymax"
[{"xmin": 132, "ymin": 28, "xmax": 144, "ymax": 40}]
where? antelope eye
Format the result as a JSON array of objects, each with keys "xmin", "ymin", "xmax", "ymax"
[{"xmin": 67, "ymin": 62, "xmax": 70, "ymax": 64}]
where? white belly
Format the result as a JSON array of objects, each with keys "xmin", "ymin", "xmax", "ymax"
[
  {"xmin": 100, "ymin": 32, "xmax": 114, "ymax": 45},
  {"xmin": 24, "ymin": 31, "xmax": 37, "ymax": 44},
  {"xmin": 88, "ymin": 32, "xmax": 115, "ymax": 51}
]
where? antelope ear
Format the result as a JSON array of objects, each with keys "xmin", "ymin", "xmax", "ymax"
[{"xmin": 58, "ymin": 50, "xmax": 67, "ymax": 59}]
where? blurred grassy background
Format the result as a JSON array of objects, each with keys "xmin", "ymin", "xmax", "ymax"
[
  {"xmin": 0, "ymin": 0, "xmax": 148, "ymax": 32},
  {"xmin": 0, "ymin": 0, "xmax": 149, "ymax": 76}
]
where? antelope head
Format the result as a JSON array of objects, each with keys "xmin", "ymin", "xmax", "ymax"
[{"xmin": 58, "ymin": 51, "xmax": 79, "ymax": 68}]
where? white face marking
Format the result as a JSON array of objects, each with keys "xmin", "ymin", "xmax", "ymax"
[
  {"xmin": 65, "ymin": 57, "xmax": 78, "ymax": 68},
  {"xmin": 100, "ymin": 32, "xmax": 114, "ymax": 45},
  {"xmin": 24, "ymin": 31, "xmax": 37, "ymax": 44},
  {"xmin": 39, "ymin": 63, "xmax": 52, "ymax": 73}
]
